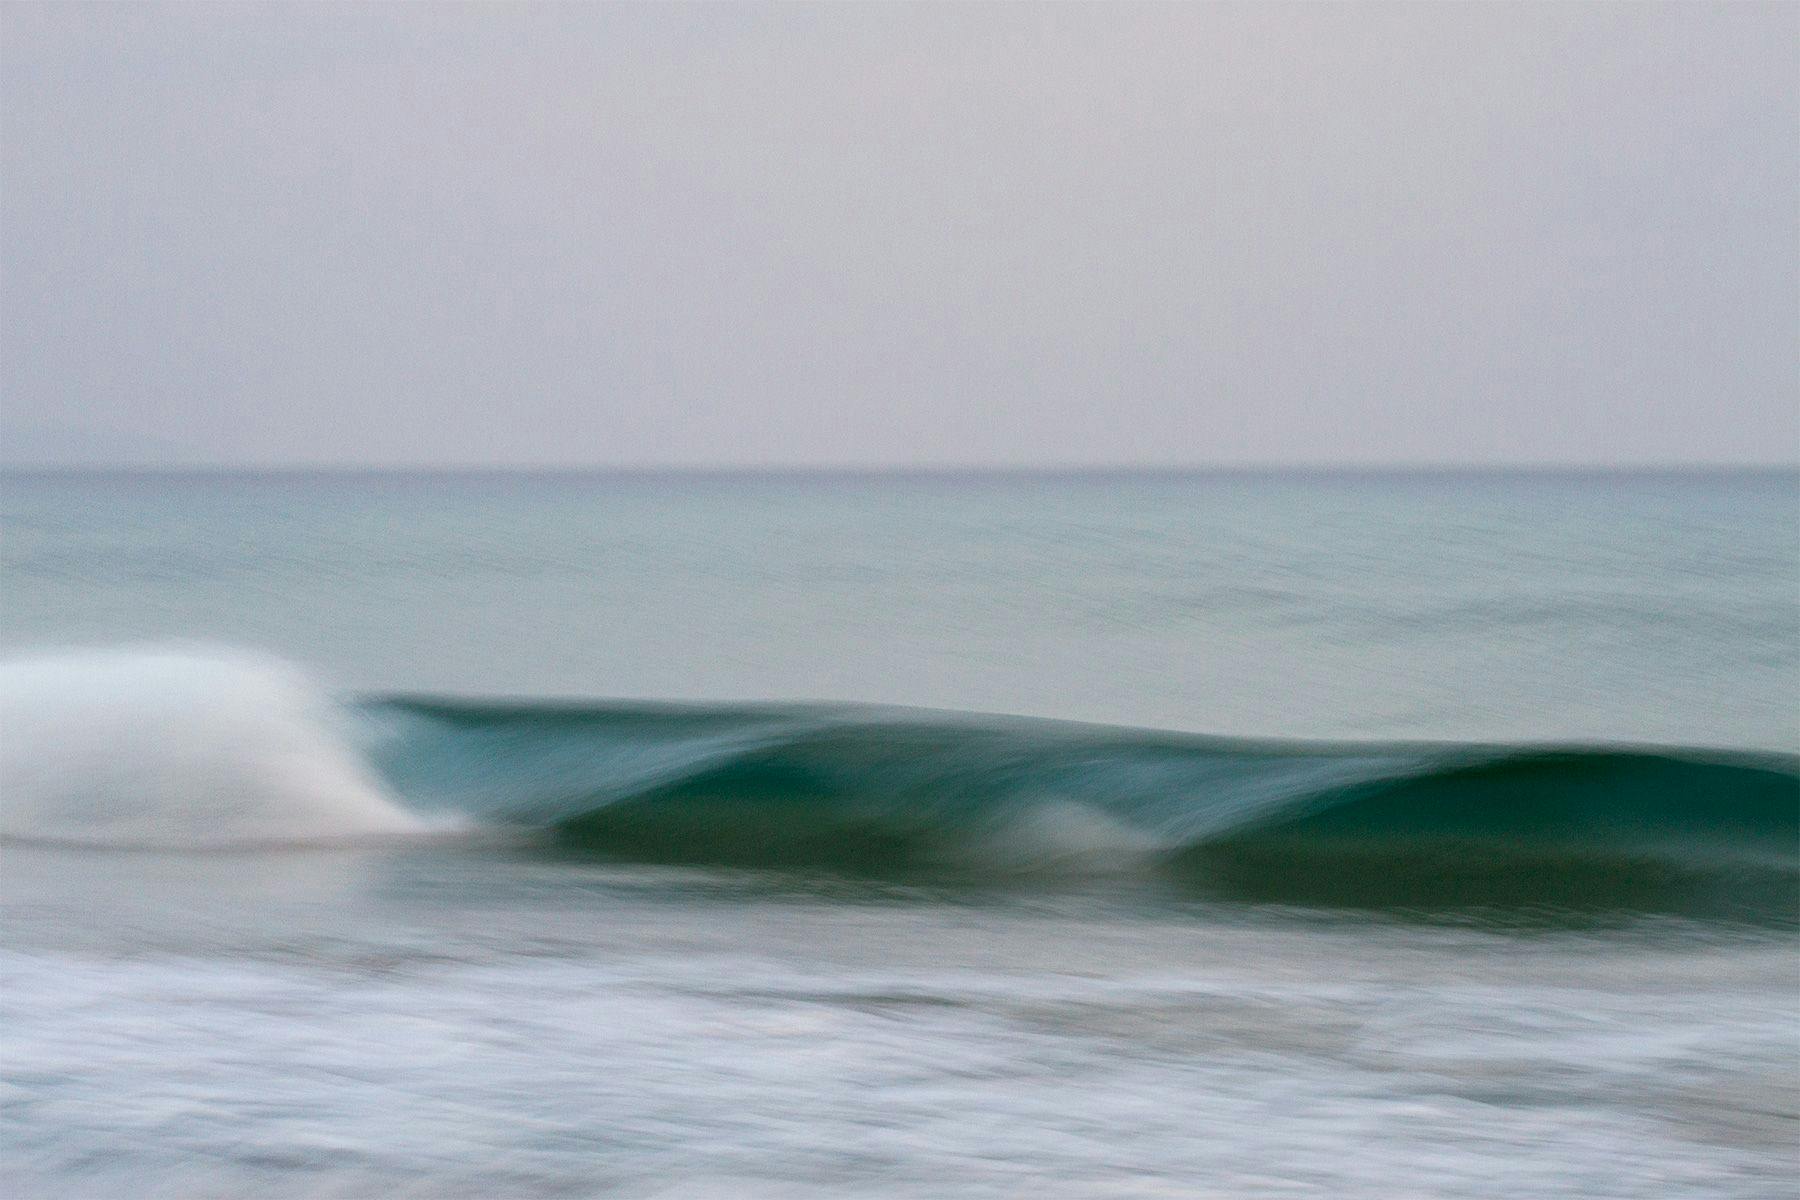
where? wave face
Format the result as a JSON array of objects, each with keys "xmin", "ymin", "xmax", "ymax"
[
  {"xmin": 363, "ymin": 696, "xmax": 1800, "ymax": 921},
  {"xmin": 2, "ymin": 646, "xmax": 1790, "ymax": 918},
  {"xmin": 0, "ymin": 648, "xmax": 423, "ymax": 847}
]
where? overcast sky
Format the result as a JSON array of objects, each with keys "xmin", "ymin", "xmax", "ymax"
[{"xmin": 2, "ymin": 2, "xmax": 1795, "ymax": 467}]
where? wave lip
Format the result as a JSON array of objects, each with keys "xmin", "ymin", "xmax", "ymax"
[
  {"xmin": 0, "ymin": 647, "xmax": 424, "ymax": 848},
  {"xmin": 367, "ymin": 697, "xmax": 1800, "ymax": 921}
]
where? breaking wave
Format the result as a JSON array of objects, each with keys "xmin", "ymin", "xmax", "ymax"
[
  {"xmin": 3, "ymin": 649, "xmax": 1792, "ymax": 918},
  {"xmin": 364, "ymin": 695, "xmax": 1799, "ymax": 920},
  {"xmin": 0, "ymin": 648, "xmax": 423, "ymax": 847}
]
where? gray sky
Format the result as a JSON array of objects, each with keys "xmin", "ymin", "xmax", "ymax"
[{"xmin": 3, "ymin": 2, "xmax": 1795, "ymax": 467}]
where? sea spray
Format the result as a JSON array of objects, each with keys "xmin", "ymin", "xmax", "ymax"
[{"xmin": 0, "ymin": 647, "xmax": 422, "ymax": 847}]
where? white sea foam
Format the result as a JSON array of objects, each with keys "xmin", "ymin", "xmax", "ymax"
[
  {"xmin": 0, "ymin": 646, "xmax": 423, "ymax": 847},
  {"xmin": 976, "ymin": 799, "xmax": 1166, "ymax": 874}
]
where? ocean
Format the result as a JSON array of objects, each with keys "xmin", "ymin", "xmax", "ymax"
[{"xmin": 1, "ymin": 468, "xmax": 1795, "ymax": 1198}]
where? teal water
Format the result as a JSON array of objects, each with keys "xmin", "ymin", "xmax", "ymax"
[
  {"xmin": 6, "ymin": 469, "xmax": 1797, "ymax": 744},
  {"xmin": 1, "ymin": 470, "xmax": 1796, "ymax": 1197}
]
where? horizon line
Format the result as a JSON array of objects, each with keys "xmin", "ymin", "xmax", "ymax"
[{"xmin": 0, "ymin": 460, "xmax": 1796, "ymax": 476}]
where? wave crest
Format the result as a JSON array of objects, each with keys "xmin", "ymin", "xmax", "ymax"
[
  {"xmin": 5, "ymin": 654, "xmax": 1791, "ymax": 919},
  {"xmin": 367, "ymin": 696, "xmax": 1799, "ymax": 918},
  {"xmin": 0, "ymin": 647, "xmax": 423, "ymax": 847}
]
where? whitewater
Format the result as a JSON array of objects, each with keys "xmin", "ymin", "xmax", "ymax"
[{"xmin": 2, "ymin": 469, "xmax": 1796, "ymax": 1198}]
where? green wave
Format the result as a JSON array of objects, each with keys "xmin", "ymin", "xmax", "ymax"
[{"xmin": 360, "ymin": 697, "xmax": 1799, "ymax": 921}]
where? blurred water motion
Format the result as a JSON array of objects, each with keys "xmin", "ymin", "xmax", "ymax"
[{"xmin": 2, "ymin": 469, "xmax": 1796, "ymax": 1198}]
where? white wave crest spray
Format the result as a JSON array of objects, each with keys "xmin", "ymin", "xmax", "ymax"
[{"xmin": 0, "ymin": 646, "xmax": 422, "ymax": 847}]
